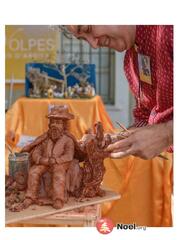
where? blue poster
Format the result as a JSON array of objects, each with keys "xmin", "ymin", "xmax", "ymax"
[{"xmin": 25, "ymin": 63, "xmax": 96, "ymax": 98}]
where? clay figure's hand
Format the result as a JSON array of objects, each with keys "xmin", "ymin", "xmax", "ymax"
[
  {"xmin": 34, "ymin": 158, "xmax": 39, "ymax": 165},
  {"xmin": 39, "ymin": 157, "xmax": 49, "ymax": 166},
  {"xmin": 106, "ymin": 121, "xmax": 173, "ymax": 159},
  {"xmin": 49, "ymin": 157, "xmax": 56, "ymax": 165}
]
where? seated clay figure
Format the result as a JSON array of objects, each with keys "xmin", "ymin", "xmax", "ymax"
[{"xmin": 10, "ymin": 105, "xmax": 82, "ymax": 211}]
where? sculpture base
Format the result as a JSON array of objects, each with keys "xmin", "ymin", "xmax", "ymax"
[{"xmin": 6, "ymin": 188, "xmax": 120, "ymax": 224}]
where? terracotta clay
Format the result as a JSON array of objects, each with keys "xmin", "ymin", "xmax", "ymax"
[
  {"xmin": 8, "ymin": 105, "xmax": 81, "ymax": 211},
  {"xmin": 5, "ymin": 175, "xmax": 26, "ymax": 209},
  {"xmin": 76, "ymin": 122, "xmax": 110, "ymax": 199},
  {"xmin": 6, "ymin": 105, "xmax": 125, "ymax": 212}
]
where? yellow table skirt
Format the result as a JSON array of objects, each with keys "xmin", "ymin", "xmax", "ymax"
[{"xmin": 102, "ymin": 154, "xmax": 172, "ymax": 227}]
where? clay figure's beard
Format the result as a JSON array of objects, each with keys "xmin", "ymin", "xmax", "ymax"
[{"xmin": 48, "ymin": 126, "xmax": 63, "ymax": 142}]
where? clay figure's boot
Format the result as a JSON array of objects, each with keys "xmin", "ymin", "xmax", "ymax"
[
  {"xmin": 23, "ymin": 197, "xmax": 34, "ymax": 208},
  {"xmin": 53, "ymin": 199, "xmax": 64, "ymax": 209}
]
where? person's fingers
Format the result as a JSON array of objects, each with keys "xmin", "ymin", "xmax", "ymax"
[
  {"xmin": 106, "ymin": 138, "xmax": 132, "ymax": 152},
  {"xmin": 120, "ymin": 131, "xmax": 131, "ymax": 138},
  {"xmin": 111, "ymin": 145, "xmax": 130, "ymax": 153},
  {"xmin": 109, "ymin": 148, "xmax": 133, "ymax": 159},
  {"xmin": 110, "ymin": 152, "xmax": 127, "ymax": 159}
]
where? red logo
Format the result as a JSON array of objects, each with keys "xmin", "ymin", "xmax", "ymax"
[{"xmin": 96, "ymin": 218, "xmax": 114, "ymax": 234}]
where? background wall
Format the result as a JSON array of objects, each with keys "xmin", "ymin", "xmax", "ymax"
[
  {"xmin": 106, "ymin": 51, "xmax": 135, "ymax": 127},
  {"xmin": 5, "ymin": 26, "xmax": 135, "ymax": 128}
]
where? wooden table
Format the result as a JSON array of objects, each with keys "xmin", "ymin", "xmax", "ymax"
[
  {"xmin": 6, "ymin": 189, "xmax": 120, "ymax": 227},
  {"xmin": 8, "ymin": 205, "xmax": 101, "ymax": 227}
]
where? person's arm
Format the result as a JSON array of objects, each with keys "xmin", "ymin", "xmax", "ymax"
[{"xmin": 106, "ymin": 120, "xmax": 173, "ymax": 159}]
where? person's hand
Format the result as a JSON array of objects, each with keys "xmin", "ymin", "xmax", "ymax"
[{"xmin": 106, "ymin": 121, "xmax": 173, "ymax": 159}]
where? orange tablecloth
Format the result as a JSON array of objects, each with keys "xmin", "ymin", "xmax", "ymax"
[
  {"xmin": 5, "ymin": 96, "xmax": 173, "ymax": 226},
  {"xmin": 5, "ymin": 96, "xmax": 114, "ymax": 139},
  {"xmin": 103, "ymin": 154, "xmax": 173, "ymax": 227}
]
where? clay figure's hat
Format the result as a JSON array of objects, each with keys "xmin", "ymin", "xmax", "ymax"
[{"xmin": 47, "ymin": 105, "xmax": 74, "ymax": 120}]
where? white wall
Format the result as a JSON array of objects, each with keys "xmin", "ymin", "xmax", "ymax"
[{"xmin": 105, "ymin": 51, "xmax": 135, "ymax": 128}]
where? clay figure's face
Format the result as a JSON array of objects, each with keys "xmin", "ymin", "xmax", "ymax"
[
  {"xmin": 49, "ymin": 118, "xmax": 64, "ymax": 141},
  {"xmin": 66, "ymin": 25, "xmax": 136, "ymax": 52}
]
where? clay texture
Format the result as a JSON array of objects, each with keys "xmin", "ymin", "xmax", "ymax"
[{"xmin": 6, "ymin": 105, "xmax": 123, "ymax": 212}]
